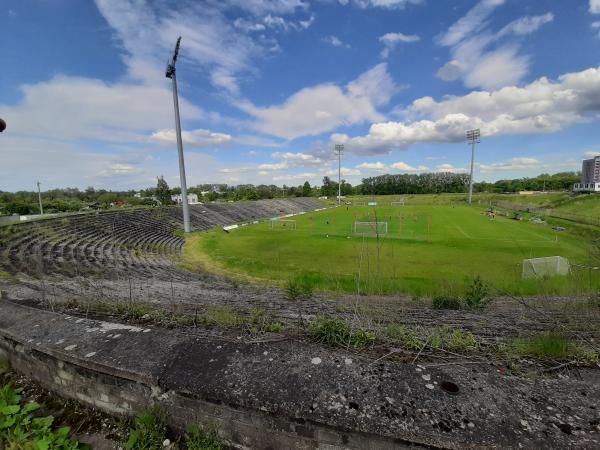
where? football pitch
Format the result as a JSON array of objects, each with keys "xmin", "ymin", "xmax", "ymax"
[{"xmin": 183, "ymin": 203, "xmax": 597, "ymax": 296}]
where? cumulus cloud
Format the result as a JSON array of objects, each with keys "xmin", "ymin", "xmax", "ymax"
[
  {"xmin": 331, "ymin": 65, "xmax": 600, "ymax": 154},
  {"xmin": 591, "ymin": 0, "xmax": 600, "ymax": 14},
  {"xmin": 1, "ymin": 75, "xmax": 203, "ymax": 142},
  {"xmin": 271, "ymin": 152, "xmax": 326, "ymax": 166},
  {"xmin": 356, "ymin": 162, "xmax": 387, "ymax": 172},
  {"xmin": 379, "ymin": 32, "xmax": 419, "ymax": 58},
  {"xmin": 326, "ymin": 167, "xmax": 361, "ymax": 176},
  {"xmin": 436, "ymin": 0, "xmax": 553, "ymax": 89},
  {"xmin": 241, "ymin": 63, "xmax": 396, "ymax": 139},
  {"xmin": 437, "ymin": 164, "xmax": 467, "ymax": 173},
  {"xmin": 322, "ymin": 35, "xmax": 349, "ymax": 47},
  {"xmin": 273, "ymin": 172, "xmax": 318, "ymax": 181},
  {"xmin": 150, "ymin": 129, "xmax": 232, "ymax": 148},
  {"xmin": 390, "ymin": 162, "xmax": 429, "ymax": 171},
  {"xmin": 479, "ymin": 157, "xmax": 540, "ymax": 173}
]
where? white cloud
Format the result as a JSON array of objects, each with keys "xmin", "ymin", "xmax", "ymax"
[
  {"xmin": 1, "ymin": 75, "xmax": 203, "ymax": 142},
  {"xmin": 322, "ymin": 35, "xmax": 349, "ymax": 47},
  {"xmin": 436, "ymin": 1, "xmax": 553, "ymax": 89},
  {"xmin": 479, "ymin": 157, "xmax": 540, "ymax": 173},
  {"xmin": 353, "ymin": 0, "xmax": 423, "ymax": 9},
  {"xmin": 241, "ymin": 63, "xmax": 396, "ymax": 139},
  {"xmin": 271, "ymin": 152, "xmax": 326, "ymax": 166},
  {"xmin": 273, "ymin": 172, "xmax": 318, "ymax": 181},
  {"xmin": 356, "ymin": 162, "xmax": 387, "ymax": 172},
  {"xmin": 584, "ymin": 151, "xmax": 600, "ymax": 158},
  {"xmin": 150, "ymin": 129, "xmax": 232, "ymax": 148},
  {"xmin": 437, "ymin": 164, "xmax": 467, "ymax": 173},
  {"xmin": 390, "ymin": 162, "xmax": 429, "ymax": 171},
  {"xmin": 233, "ymin": 18, "xmax": 266, "ymax": 32},
  {"xmin": 378, "ymin": 32, "xmax": 419, "ymax": 58},
  {"xmin": 331, "ymin": 65, "xmax": 600, "ymax": 154},
  {"xmin": 591, "ymin": 0, "xmax": 600, "ymax": 14},
  {"xmin": 326, "ymin": 167, "xmax": 361, "ymax": 177}
]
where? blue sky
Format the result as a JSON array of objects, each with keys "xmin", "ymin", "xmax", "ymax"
[{"xmin": 1, "ymin": 0, "xmax": 600, "ymax": 191}]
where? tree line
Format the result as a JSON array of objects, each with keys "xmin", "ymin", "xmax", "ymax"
[{"xmin": 0, "ymin": 171, "xmax": 582, "ymax": 216}]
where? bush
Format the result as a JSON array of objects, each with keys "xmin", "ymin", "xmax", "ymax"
[
  {"xmin": 429, "ymin": 327, "xmax": 479, "ymax": 352},
  {"xmin": 431, "ymin": 295, "xmax": 462, "ymax": 310},
  {"xmin": 126, "ymin": 407, "xmax": 167, "ymax": 450},
  {"xmin": 0, "ymin": 384, "xmax": 82, "ymax": 449},
  {"xmin": 309, "ymin": 317, "xmax": 375, "ymax": 349},
  {"xmin": 383, "ymin": 324, "xmax": 422, "ymax": 351},
  {"xmin": 464, "ymin": 275, "xmax": 489, "ymax": 308},
  {"xmin": 184, "ymin": 425, "xmax": 223, "ymax": 450}
]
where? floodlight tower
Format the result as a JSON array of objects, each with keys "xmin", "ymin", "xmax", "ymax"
[
  {"xmin": 335, "ymin": 143, "xmax": 344, "ymax": 205},
  {"xmin": 36, "ymin": 181, "xmax": 43, "ymax": 216},
  {"xmin": 166, "ymin": 36, "xmax": 191, "ymax": 233},
  {"xmin": 466, "ymin": 129, "xmax": 480, "ymax": 205}
]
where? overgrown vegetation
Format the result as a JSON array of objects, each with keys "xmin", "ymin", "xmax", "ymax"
[
  {"xmin": 510, "ymin": 333, "xmax": 599, "ymax": 363},
  {"xmin": 431, "ymin": 295, "xmax": 462, "ymax": 310},
  {"xmin": 383, "ymin": 324, "xmax": 422, "ymax": 351},
  {"xmin": 126, "ymin": 406, "xmax": 167, "ymax": 450},
  {"xmin": 184, "ymin": 425, "xmax": 223, "ymax": 450},
  {"xmin": 429, "ymin": 327, "xmax": 479, "ymax": 352},
  {"xmin": 308, "ymin": 317, "xmax": 375, "ymax": 349},
  {"xmin": 0, "ymin": 384, "xmax": 83, "ymax": 449},
  {"xmin": 463, "ymin": 275, "xmax": 489, "ymax": 308}
]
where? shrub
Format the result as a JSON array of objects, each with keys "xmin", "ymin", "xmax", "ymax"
[
  {"xmin": 184, "ymin": 424, "xmax": 224, "ymax": 450},
  {"xmin": 126, "ymin": 407, "xmax": 167, "ymax": 450},
  {"xmin": 203, "ymin": 307, "xmax": 243, "ymax": 327},
  {"xmin": 383, "ymin": 324, "xmax": 422, "ymax": 351},
  {"xmin": 429, "ymin": 327, "xmax": 479, "ymax": 352},
  {"xmin": 0, "ymin": 384, "xmax": 81, "ymax": 449},
  {"xmin": 463, "ymin": 275, "xmax": 489, "ymax": 309},
  {"xmin": 431, "ymin": 295, "xmax": 462, "ymax": 310},
  {"xmin": 309, "ymin": 317, "xmax": 375, "ymax": 349}
]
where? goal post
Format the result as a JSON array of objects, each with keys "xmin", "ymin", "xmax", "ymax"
[
  {"xmin": 353, "ymin": 221, "xmax": 388, "ymax": 236},
  {"xmin": 390, "ymin": 200, "xmax": 405, "ymax": 206},
  {"xmin": 522, "ymin": 256, "xmax": 570, "ymax": 279},
  {"xmin": 269, "ymin": 219, "xmax": 297, "ymax": 230}
]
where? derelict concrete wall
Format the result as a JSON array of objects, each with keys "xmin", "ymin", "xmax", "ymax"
[{"xmin": 0, "ymin": 334, "xmax": 417, "ymax": 450}]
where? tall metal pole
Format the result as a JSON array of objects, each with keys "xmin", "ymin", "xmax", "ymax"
[
  {"xmin": 335, "ymin": 144, "xmax": 344, "ymax": 205},
  {"xmin": 166, "ymin": 37, "xmax": 191, "ymax": 233},
  {"xmin": 37, "ymin": 181, "xmax": 43, "ymax": 216},
  {"xmin": 466, "ymin": 129, "xmax": 480, "ymax": 205}
]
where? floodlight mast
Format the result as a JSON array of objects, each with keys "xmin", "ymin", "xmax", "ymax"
[
  {"xmin": 466, "ymin": 129, "xmax": 480, "ymax": 205},
  {"xmin": 335, "ymin": 144, "xmax": 344, "ymax": 205},
  {"xmin": 37, "ymin": 181, "xmax": 43, "ymax": 216},
  {"xmin": 166, "ymin": 36, "xmax": 191, "ymax": 233}
]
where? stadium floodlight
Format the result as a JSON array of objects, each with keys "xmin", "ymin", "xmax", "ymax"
[
  {"xmin": 37, "ymin": 181, "xmax": 43, "ymax": 216},
  {"xmin": 466, "ymin": 128, "xmax": 480, "ymax": 205},
  {"xmin": 166, "ymin": 36, "xmax": 191, "ymax": 233},
  {"xmin": 335, "ymin": 143, "xmax": 344, "ymax": 205}
]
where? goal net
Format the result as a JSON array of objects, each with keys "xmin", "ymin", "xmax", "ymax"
[
  {"xmin": 522, "ymin": 256, "xmax": 570, "ymax": 279},
  {"xmin": 353, "ymin": 221, "xmax": 388, "ymax": 236},
  {"xmin": 353, "ymin": 201, "xmax": 366, "ymax": 206},
  {"xmin": 390, "ymin": 199, "xmax": 405, "ymax": 206},
  {"xmin": 269, "ymin": 219, "xmax": 297, "ymax": 230}
]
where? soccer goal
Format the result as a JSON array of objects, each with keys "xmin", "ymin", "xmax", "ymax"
[
  {"xmin": 522, "ymin": 256, "xmax": 570, "ymax": 279},
  {"xmin": 269, "ymin": 219, "xmax": 297, "ymax": 230},
  {"xmin": 390, "ymin": 199, "xmax": 405, "ymax": 206},
  {"xmin": 353, "ymin": 201, "xmax": 366, "ymax": 206},
  {"xmin": 353, "ymin": 221, "xmax": 388, "ymax": 236}
]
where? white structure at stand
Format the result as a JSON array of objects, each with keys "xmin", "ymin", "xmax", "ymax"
[{"xmin": 171, "ymin": 193, "xmax": 199, "ymax": 204}]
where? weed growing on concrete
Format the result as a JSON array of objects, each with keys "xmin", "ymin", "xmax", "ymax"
[
  {"xmin": 383, "ymin": 324, "xmax": 422, "ymax": 351},
  {"xmin": 126, "ymin": 406, "xmax": 167, "ymax": 450},
  {"xmin": 0, "ymin": 383, "xmax": 82, "ymax": 449},
  {"xmin": 463, "ymin": 275, "xmax": 489, "ymax": 309},
  {"xmin": 308, "ymin": 317, "xmax": 375, "ymax": 349},
  {"xmin": 184, "ymin": 424, "xmax": 223, "ymax": 450},
  {"xmin": 510, "ymin": 332, "xmax": 599, "ymax": 363},
  {"xmin": 429, "ymin": 327, "xmax": 479, "ymax": 352},
  {"xmin": 431, "ymin": 295, "xmax": 462, "ymax": 310},
  {"xmin": 203, "ymin": 307, "xmax": 244, "ymax": 327}
]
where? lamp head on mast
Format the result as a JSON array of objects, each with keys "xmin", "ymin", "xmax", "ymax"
[{"xmin": 165, "ymin": 36, "xmax": 182, "ymax": 79}]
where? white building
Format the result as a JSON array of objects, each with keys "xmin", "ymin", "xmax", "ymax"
[
  {"xmin": 573, "ymin": 156, "xmax": 600, "ymax": 192},
  {"xmin": 171, "ymin": 193, "xmax": 200, "ymax": 204}
]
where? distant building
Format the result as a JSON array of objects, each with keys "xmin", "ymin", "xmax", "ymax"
[
  {"xmin": 574, "ymin": 156, "xmax": 600, "ymax": 192},
  {"xmin": 171, "ymin": 193, "xmax": 200, "ymax": 204}
]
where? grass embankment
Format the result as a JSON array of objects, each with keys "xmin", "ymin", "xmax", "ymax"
[{"xmin": 181, "ymin": 199, "xmax": 599, "ymax": 296}]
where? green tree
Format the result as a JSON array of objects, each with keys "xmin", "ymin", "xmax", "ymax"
[
  {"xmin": 302, "ymin": 181, "xmax": 311, "ymax": 197},
  {"xmin": 156, "ymin": 176, "xmax": 172, "ymax": 205}
]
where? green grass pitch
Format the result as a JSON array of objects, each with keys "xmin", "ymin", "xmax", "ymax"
[{"xmin": 184, "ymin": 203, "xmax": 598, "ymax": 296}]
